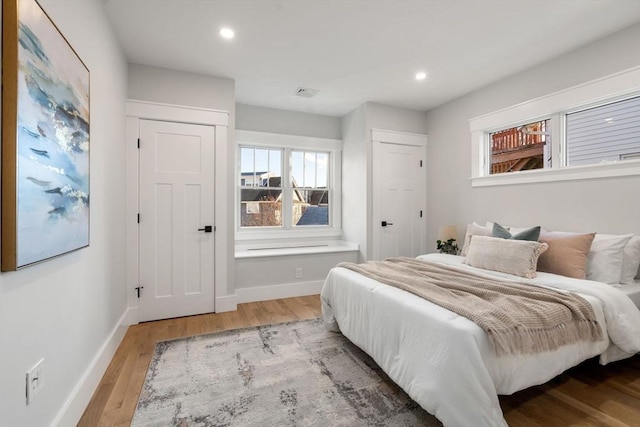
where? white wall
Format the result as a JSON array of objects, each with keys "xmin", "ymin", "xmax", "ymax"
[
  {"xmin": 425, "ymin": 23, "xmax": 640, "ymax": 249},
  {"xmin": 235, "ymin": 250, "xmax": 358, "ymax": 302},
  {"xmin": 127, "ymin": 64, "xmax": 237, "ymax": 304},
  {"xmin": 236, "ymin": 103, "xmax": 341, "ymax": 140},
  {"xmin": 0, "ymin": 1, "xmax": 128, "ymax": 426},
  {"xmin": 341, "ymin": 102, "xmax": 428, "ymax": 260}
]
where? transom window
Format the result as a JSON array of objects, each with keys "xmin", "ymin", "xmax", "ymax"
[
  {"xmin": 469, "ymin": 68, "xmax": 640, "ymax": 186},
  {"xmin": 565, "ymin": 96, "xmax": 640, "ymax": 166},
  {"xmin": 236, "ymin": 130, "xmax": 342, "ymax": 239},
  {"xmin": 486, "ymin": 96, "xmax": 639, "ymax": 176},
  {"xmin": 489, "ymin": 119, "xmax": 551, "ymax": 174}
]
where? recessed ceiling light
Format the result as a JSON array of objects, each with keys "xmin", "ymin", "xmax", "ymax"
[
  {"xmin": 415, "ymin": 72, "xmax": 427, "ymax": 81},
  {"xmin": 220, "ymin": 27, "xmax": 234, "ymax": 39}
]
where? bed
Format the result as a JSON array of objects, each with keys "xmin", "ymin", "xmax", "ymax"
[{"xmin": 321, "ymin": 252, "xmax": 640, "ymax": 427}]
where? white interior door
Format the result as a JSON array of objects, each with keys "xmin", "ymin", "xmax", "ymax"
[
  {"xmin": 373, "ymin": 140, "xmax": 426, "ymax": 260},
  {"xmin": 139, "ymin": 119, "xmax": 215, "ymax": 321}
]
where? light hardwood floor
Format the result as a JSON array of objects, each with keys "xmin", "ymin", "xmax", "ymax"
[{"xmin": 80, "ymin": 295, "xmax": 640, "ymax": 426}]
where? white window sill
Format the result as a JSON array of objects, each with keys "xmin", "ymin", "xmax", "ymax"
[
  {"xmin": 236, "ymin": 228, "xmax": 343, "ymax": 241},
  {"xmin": 471, "ymin": 159, "xmax": 640, "ymax": 187},
  {"xmin": 235, "ymin": 241, "xmax": 359, "ymax": 259}
]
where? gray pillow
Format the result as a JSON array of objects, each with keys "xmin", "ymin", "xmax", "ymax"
[{"xmin": 492, "ymin": 223, "xmax": 540, "ymax": 241}]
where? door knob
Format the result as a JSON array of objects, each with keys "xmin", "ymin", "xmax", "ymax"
[
  {"xmin": 381, "ymin": 221, "xmax": 394, "ymax": 227},
  {"xmin": 198, "ymin": 225, "xmax": 213, "ymax": 232}
]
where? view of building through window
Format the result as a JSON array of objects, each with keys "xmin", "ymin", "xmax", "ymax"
[
  {"xmin": 489, "ymin": 119, "xmax": 550, "ymax": 174},
  {"xmin": 566, "ymin": 95, "xmax": 640, "ymax": 166},
  {"xmin": 239, "ymin": 146, "xmax": 330, "ymax": 228}
]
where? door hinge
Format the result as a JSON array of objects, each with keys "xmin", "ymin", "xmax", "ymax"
[
  {"xmin": 137, "ymin": 138, "xmax": 140, "ymax": 149},
  {"xmin": 137, "ymin": 213, "xmax": 140, "ymax": 224},
  {"xmin": 135, "ymin": 286, "xmax": 144, "ymax": 298},
  {"xmin": 420, "ymin": 160, "xmax": 423, "ymax": 167},
  {"xmin": 420, "ymin": 210, "xmax": 423, "ymax": 218}
]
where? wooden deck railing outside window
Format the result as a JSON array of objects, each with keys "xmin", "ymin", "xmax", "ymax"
[{"xmin": 490, "ymin": 120, "xmax": 547, "ymax": 174}]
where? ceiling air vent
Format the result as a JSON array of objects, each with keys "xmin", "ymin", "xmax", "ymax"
[{"xmin": 294, "ymin": 87, "xmax": 320, "ymax": 98}]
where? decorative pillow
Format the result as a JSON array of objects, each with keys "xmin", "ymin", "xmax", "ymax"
[
  {"xmin": 620, "ymin": 236, "xmax": 640, "ymax": 284},
  {"xmin": 492, "ymin": 223, "xmax": 541, "ymax": 241},
  {"xmin": 464, "ymin": 235, "xmax": 548, "ymax": 279},
  {"xmin": 537, "ymin": 231, "xmax": 596, "ymax": 279},
  {"xmin": 586, "ymin": 234, "xmax": 633, "ymax": 284},
  {"xmin": 485, "ymin": 221, "xmax": 500, "ymax": 229},
  {"xmin": 460, "ymin": 223, "xmax": 492, "ymax": 256}
]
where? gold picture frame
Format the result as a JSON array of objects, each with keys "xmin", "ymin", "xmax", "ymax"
[{"xmin": 2, "ymin": 0, "xmax": 90, "ymax": 270}]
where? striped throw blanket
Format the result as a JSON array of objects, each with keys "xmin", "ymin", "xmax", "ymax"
[{"xmin": 338, "ymin": 257, "xmax": 603, "ymax": 357}]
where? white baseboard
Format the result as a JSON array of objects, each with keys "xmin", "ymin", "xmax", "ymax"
[
  {"xmin": 51, "ymin": 307, "xmax": 133, "ymax": 427},
  {"xmin": 236, "ymin": 280, "xmax": 324, "ymax": 304},
  {"xmin": 215, "ymin": 294, "xmax": 238, "ymax": 312},
  {"xmin": 122, "ymin": 306, "xmax": 139, "ymax": 326}
]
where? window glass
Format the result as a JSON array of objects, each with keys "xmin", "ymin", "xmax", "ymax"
[
  {"xmin": 566, "ymin": 96, "xmax": 640, "ymax": 166},
  {"xmin": 239, "ymin": 147, "xmax": 282, "ymax": 227},
  {"xmin": 291, "ymin": 150, "xmax": 330, "ymax": 227},
  {"xmin": 489, "ymin": 119, "xmax": 550, "ymax": 174}
]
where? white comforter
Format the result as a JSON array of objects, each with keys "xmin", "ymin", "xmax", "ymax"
[{"xmin": 320, "ymin": 254, "xmax": 640, "ymax": 427}]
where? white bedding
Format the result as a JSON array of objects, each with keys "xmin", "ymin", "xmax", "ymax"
[
  {"xmin": 320, "ymin": 253, "xmax": 640, "ymax": 427},
  {"xmin": 610, "ymin": 281, "xmax": 640, "ymax": 308}
]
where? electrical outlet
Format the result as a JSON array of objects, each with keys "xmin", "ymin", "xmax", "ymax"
[
  {"xmin": 295, "ymin": 267, "xmax": 303, "ymax": 279},
  {"xmin": 26, "ymin": 359, "xmax": 44, "ymax": 405}
]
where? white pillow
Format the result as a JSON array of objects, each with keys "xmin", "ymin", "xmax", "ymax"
[
  {"xmin": 586, "ymin": 234, "xmax": 633, "ymax": 284},
  {"xmin": 461, "ymin": 223, "xmax": 492, "ymax": 256},
  {"xmin": 621, "ymin": 236, "xmax": 640, "ymax": 284},
  {"xmin": 464, "ymin": 235, "xmax": 548, "ymax": 279},
  {"xmin": 509, "ymin": 226, "xmax": 549, "ymax": 235}
]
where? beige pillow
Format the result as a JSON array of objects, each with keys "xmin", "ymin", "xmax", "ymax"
[
  {"xmin": 464, "ymin": 235, "xmax": 548, "ymax": 279},
  {"xmin": 460, "ymin": 223, "xmax": 492, "ymax": 256},
  {"xmin": 537, "ymin": 231, "xmax": 596, "ymax": 279}
]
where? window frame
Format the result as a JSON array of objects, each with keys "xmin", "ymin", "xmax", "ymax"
[
  {"xmin": 235, "ymin": 130, "xmax": 342, "ymax": 241},
  {"xmin": 469, "ymin": 67, "xmax": 640, "ymax": 187}
]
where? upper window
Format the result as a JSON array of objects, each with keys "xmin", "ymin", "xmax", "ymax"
[
  {"xmin": 489, "ymin": 119, "xmax": 551, "ymax": 174},
  {"xmin": 469, "ymin": 68, "xmax": 640, "ymax": 186},
  {"xmin": 565, "ymin": 96, "xmax": 640, "ymax": 167},
  {"xmin": 236, "ymin": 130, "xmax": 342, "ymax": 239}
]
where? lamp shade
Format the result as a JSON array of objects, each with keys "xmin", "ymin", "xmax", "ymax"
[{"xmin": 438, "ymin": 225, "xmax": 458, "ymax": 241}]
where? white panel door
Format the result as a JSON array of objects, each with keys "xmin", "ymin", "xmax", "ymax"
[
  {"xmin": 373, "ymin": 142, "xmax": 426, "ymax": 260},
  {"xmin": 139, "ymin": 119, "xmax": 215, "ymax": 321}
]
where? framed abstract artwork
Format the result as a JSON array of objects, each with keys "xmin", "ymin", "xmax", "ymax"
[{"xmin": 2, "ymin": 0, "xmax": 90, "ymax": 271}]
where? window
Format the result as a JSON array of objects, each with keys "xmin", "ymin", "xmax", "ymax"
[
  {"xmin": 239, "ymin": 147, "xmax": 283, "ymax": 227},
  {"xmin": 236, "ymin": 130, "xmax": 342, "ymax": 239},
  {"xmin": 469, "ymin": 68, "xmax": 640, "ymax": 186},
  {"xmin": 291, "ymin": 151, "xmax": 330, "ymax": 227},
  {"xmin": 489, "ymin": 119, "xmax": 551, "ymax": 174},
  {"xmin": 566, "ymin": 96, "xmax": 640, "ymax": 166}
]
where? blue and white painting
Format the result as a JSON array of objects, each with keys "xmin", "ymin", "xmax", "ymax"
[{"xmin": 15, "ymin": 0, "xmax": 89, "ymax": 267}]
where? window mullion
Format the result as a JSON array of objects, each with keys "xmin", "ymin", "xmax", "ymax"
[
  {"xmin": 282, "ymin": 147, "xmax": 292, "ymax": 229},
  {"xmin": 314, "ymin": 152, "xmax": 318, "ymax": 188},
  {"xmin": 551, "ymin": 113, "xmax": 565, "ymax": 168}
]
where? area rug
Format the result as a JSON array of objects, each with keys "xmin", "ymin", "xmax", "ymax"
[{"xmin": 132, "ymin": 318, "xmax": 442, "ymax": 426}]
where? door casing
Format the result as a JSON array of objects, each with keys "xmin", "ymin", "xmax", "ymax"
[{"xmin": 125, "ymin": 100, "xmax": 232, "ymax": 325}]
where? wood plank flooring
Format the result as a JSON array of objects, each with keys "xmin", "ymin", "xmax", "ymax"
[{"xmin": 79, "ymin": 295, "xmax": 640, "ymax": 426}]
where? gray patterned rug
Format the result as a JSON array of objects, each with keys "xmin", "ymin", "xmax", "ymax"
[{"xmin": 132, "ymin": 318, "xmax": 442, "ymax": 426}]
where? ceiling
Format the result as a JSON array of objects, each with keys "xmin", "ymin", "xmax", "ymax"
[{"xmin": 102, "ymin": 0, "xmax": 640, "ymax": 117}]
